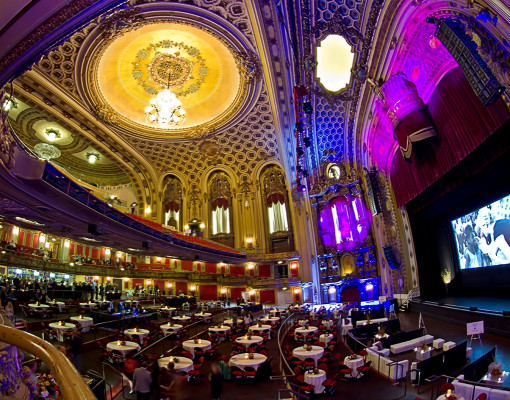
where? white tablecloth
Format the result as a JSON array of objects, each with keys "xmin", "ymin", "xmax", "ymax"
[
  {"xmin": 182, "ymin": 339, "xmax": 211, "ymax": 355},
  {"xmin": 161, "ymin": 323, "xmax": 183, "ymax": 335},
  {"xmin": 236, "ymin": 336, "xmax": 264, "ymax": 349},
  {"xmin": 319, "ymin": 334, "xmax": 334, "ymax": 344},
  {"xmin": 160, "ymin": 307, "xmax": 176, "ymax": 314},
  {"xmin": 70, "ymin": 316, "xmax": 93, "ymax": 332},
  {"xmin": 322, "ymin": 320, "xmax": 334, "ymax": 329},
  {"xmin": 107, "ymin": 341, "xmax": 140, "ymax": 356},
  {"xmin": 124, "ymin": 329, "xmax": 150, "ymax": 340},
  {"xmin": 269, "ymin": 309, "xmax": 287, "ymax": 315},
  {"xmin": 223, "ymin": 318, "xmax": 244, "ymax": 325},
  {"xmin": 344, "ymin": 356, "xmax": 364, "ymax": 378},
  {"xmin": 295, "ymin": 326, "xmax": 318, "ymax": 337},
  {"xmin": 229, "ymin": 353, "xmax": 267, "ymax": 370},
  {"xmin": 260, "ymin": 317, "xmax": 280, "ymax": 324},
  {"xmin": 355, "ymin": 317, "xmax": 388, "ymax": 327},
  {"xmin": 436, "ymin": 396, "xmax": 465, "ymax": 400},
  {"xmin": 158, "ymin": 356, "xmax": 193, "ymax": 372},
  {"xmin": 208, "ymin": 326, "xmax": 230, "ymax": 334},
  {"xmin": 50, "ymin": 302, "xmax": 66, "ymax": 312},
  {"xmin": 79, "ymin": 302, "xmax": 97, "ymax": 308},
  {"xmin": 173, "ymin": 316, "xmax": 191, "ymax": 322},
  {"xmin": 48, "ymin": 322, "xmax": 76, "ymax": 341},
  {"xmin": 305, "ymin": 370, "xmax": 327, "ymax": 393},
  {"xmin": 292, "ymin": 346, "xmax": 324, "ymax": 366},
  {"xmin": 29, "ymin": 304, "xmax": 49, "ymax": 309},
  {"xmin": 249, "ymin": 325, "xmax": 271, "ymax": 335},
  {"xmin": 195, "ymin": 312, "xmax": 212, "ymax": 319},
  {"xmin": 298, "ymin": 319, "xmax": 308, "ymax": 327}
]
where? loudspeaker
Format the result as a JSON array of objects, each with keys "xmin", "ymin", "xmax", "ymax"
[
  {"xmin": 428, "ymin": 17, "xmax": 504, "ymax": 106},
  {"xmin": 383, "ymin": 245, "xmax": 399, "ymax": 269},
  {"xmin": 142, "ymin": 241, "xmax": 152, "ymax": 250},
  {"xmin": 88, "ymin": 223, "xmax": 103, "ymax": 236},
  {"xmin": 502, "ymin": 311, "xmax": 510, "ymax": 316},
  {"xmin": 364, "ymin": 167, "xmax": 381, "ymax": 216}
]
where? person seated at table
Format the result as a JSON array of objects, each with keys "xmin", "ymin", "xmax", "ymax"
[
  {"xmin": 34, "ymin": 289, "xmax": 43, "ymax": 302},
  {"xmin": 41, "ymin": 290, "xmax": 51, "ymax": 304}
]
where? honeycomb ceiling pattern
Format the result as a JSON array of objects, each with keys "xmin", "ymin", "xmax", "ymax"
[{"xmin": 314, "ymin": 0, "xmax": 362, "ymax": 166}]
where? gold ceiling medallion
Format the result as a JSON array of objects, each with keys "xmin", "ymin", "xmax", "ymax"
[
  {"xmin": 198, "ymin": 140, "xmax": 219, "ymax": 157},
  {"xmin": 132, "ymin": 40, "xmax": 208, "ymax": 98}
]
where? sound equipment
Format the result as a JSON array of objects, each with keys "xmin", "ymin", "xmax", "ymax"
[
  {"xmin": 383, "ymin": 245, "xmax": 399, "ymax": 270},
  {"xmin": 364, "ymin": 167, "xmax": 381, "ymax": 216},
  {"xmin": 87, "ymin": 223, "xmax": 103, "ymax": 236},
  {"xmin": 142, "ymin": 241, "xmax": 152, "ymax": 250},
  {"xmin": 428, "ymin": 17, "xmax": 504, "ymax": 106}
]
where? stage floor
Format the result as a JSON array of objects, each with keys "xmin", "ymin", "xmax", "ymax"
[{"xmin": 418, "ymin": 295, "xmax": 510, "ymax": 313}]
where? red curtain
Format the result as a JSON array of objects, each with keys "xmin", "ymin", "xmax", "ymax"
[
  {"xmin": 91, "ymin": 248, "xmax": 98, "ymax": 259},
  {"xmin": 258, "ymin": 264, "xmax": 271, "ymax": 277},
  {"xmin": 230, "ymin": 287, "xmax": 245, "ymax": 300},
  {"xmin": 259, "ymin": 290, "xmax": 275, "ymax": 304},
  {"xmin": 175, "ymin": 281, "xmax": 188, "ymax": 295},
  {"xmin": 181, "ymin": 260, "xmax": 193, "ymax": 271},
  {"xmin": 205, "ymin": 263, "xmax": 217, "ymax": 274},
  {"xmin": 33, "ymin": 234, "xmax": 38, "ymax": 249},
  {"xmin": 200, "ymin": 284, "xmax": 218, "ymax": 300},
  {"xmin": 341, "ymin": 286, "xmax": 361, "ymax": 303},
  {"xmin": 76, "ymin": 245, "xmax": 83, "ymax": 255},
  {"xmin": 132, "ymin": 279, "xmax": 144, "ymax": 286},
  {"xmin": 165, "ymin": 201, "xmax": 180, "ymax": 212},
  {"xmin": 391, "ymin": 68, "xmax": 510, "ymax": 206},
  {"xmin": 212, "ymin": 198, "xmax": 229, "ymax": 209},
  {"xmin": 18, "ymin": 231, "xmax": 25, "ymax": 246},
  {"xmin": 70, "ymin": 243, "xmax": 75, "ymax": 256},
  {"xmin": 230, "ymin": 266, "xmax": 245, "ymax": 276},
  {"xmin": 267, "ymin": 193, "xmax": 285, "ymax": 206}
]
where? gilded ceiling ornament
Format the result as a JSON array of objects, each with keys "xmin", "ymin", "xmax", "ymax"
[
  {"xmin": 234, "ymin": 50, "xmax": 262, "ymax": 83},
  {"xmin": 132, "ymin": 40, "xmax": 208, "ymax": 97},
  {"xmin": 101, "ymin": 7, "xmax": 144, "ymax": 39},
  {"xmin": 95, "ymin": 105, "xmax": 119, "ymax": 125},
  {"xmin": 198, "ymin": 140, "xmax": 219, "ymax": 157}
]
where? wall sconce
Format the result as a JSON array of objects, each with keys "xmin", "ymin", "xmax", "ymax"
[
  {"xmin": 190, "ymin": 284, "xmax": 197, "ymax": 292},
  {"xmin": 105, "ymin": 249, "xmax": 111, "ymax": 256},
  {"xmin": 294, "ymin": 288, "xmax": 300, "ymax": 294},
  {"xmin": 290, "ymin": 262, "xmax": 298, "ymax": 270},
  {"xmin": 145, "ymin": 205, "xmax": 152, "ymax": 214},
  {"xmin": 247, "ymin": 264, "xmax": 254, "ymax": 270},
  {"xmin": 12, "ymin": 226, "xmax": 19, "ymax": 234},
  {"xmin": 44, "ymin": 242, "xmax": 50, "ymax": 249},
  {"xmin": 64, "ymin": 240, "xmax": 70, "ymax": 248},
  {"xmin": 94, "ymin": 276, "xmax": 99, "ymax": 280},
  {"xmin": 116, "ymin": 251, "xmax": 122, "ymax": 258},
  {"xmin": 124, "ymin": 277, "xmax": 129, "ymax": 282},
  {"xmin": 167, "ymin": 282, "xmax": 173, "ymax": 288},
  {"xmin": 249, "ymin": 289, "xmax": 256, "ymax": 295},
  {"xmin": 156, "ymin": 257, "xmax": 162, "ymax": 263},
  {"xmin": 146, "ymin": 280, "xmax": 152, "ymax": 285},
  {"xmin": 199, "ymin": 223, "xmax": 206, "ymax": 229},
  {"xmin": 246, "ymin": 236, "xmax": 254, "ymax": 249},
  {"xmin": 106, "ymin": 276, "xmax": 111, "ymax": 281},
  {"xmin": 365, "ymin": 282, "xmax": 374, "ymax": 291},
  {"xmin": 328, "ymin": 286, "xmax": 336, "ymax": 294},
  {"xmin": 220, "ymin": 288, "xmax": 227, "ymax": 294}
]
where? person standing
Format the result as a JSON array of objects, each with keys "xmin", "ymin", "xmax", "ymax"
[
  {"xmin": 209, "ymin": 363, "xmax": 223, "ymax": 400},
  {"xmin": 132, "ymin": 361, "xmax": 152, "ymax": 400},
  {"xmin": 70, "ymin": 331, "xmax": 83, "ymax": 373}
]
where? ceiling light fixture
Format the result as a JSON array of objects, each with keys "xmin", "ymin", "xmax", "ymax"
[
  {"xmin": 34, "ymin": 143, "xmax": 61, "ymax": 160},
  {"xmin": 145, "ymin": 71, "xmax": 185, "ymax": 127},
  {"xmin": 45, "ymin": 128, "xmax": 61, "ymax": 142},
  {"xmin": 86, "ymin": 152, "xmax": 100, "ymax": 164}
]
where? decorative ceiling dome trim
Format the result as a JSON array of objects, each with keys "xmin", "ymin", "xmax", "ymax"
[{"xmin": 75, "ymin": 3, "xmax": 262, "ymax": 141}]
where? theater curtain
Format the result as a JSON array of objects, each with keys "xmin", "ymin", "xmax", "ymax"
[
  {"xmin": 259, "ymin": 290, "xmax": 275, "ymax": 304},
  {"xmin": 391, "ymin": 68, "xmax": 510, "ymax": 206},
  {"xmin": 200, "ymin": 284, "xmax": 218, "ymax": 300}
]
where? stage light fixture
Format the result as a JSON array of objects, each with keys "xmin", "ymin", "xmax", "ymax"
[
  {"xmin": 303, "ymin": 101, "xmax": 313, "ymax": 114},
  {"xmin": 303, "ymin": 137, "xmax": 312, "ymax": 147}
]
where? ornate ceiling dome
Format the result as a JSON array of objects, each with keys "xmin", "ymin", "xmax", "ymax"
[{"xmin": 76, "ymin": 3, "xmax": 261, "ymax": 141}]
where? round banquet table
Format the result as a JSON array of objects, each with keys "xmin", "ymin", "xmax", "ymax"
[
  {"xmin": 322, "ymin": 320, "xmax": 334, "ymax": 328},
  {"xmin": 305, "ymin": 369, "xmax": 327, "ymax": 393},
  {"xmin": 229, "ymin": 353, "xmax": 267, "ymax": 371},
  {"xmin": 235, "ymin": 335, "xmax": 264, "ymax": 349},
  {"xmin": 161, "ymin": 323, "xmax": 183, "ymax": 335},
  {"xmin": 173, "ymin": 316, "xmax": 191, "ymax": 322},
  {"xmin": 223, "ymin": 318, "xmax": 244, "ymax": 325},
  {"xmin": 50, "ymin": 301, "xmax": 66, "ymax": 312},
  {"xmin": 124, "ymin": 328, "xmax": 150, "ymax": 340},
  {"xmin": 295, "ymin": 326, "xmax": 318, "ymax": 337},
  {"xmin": 269, "ymin": 308, "xmax": 287, "ymax": 315},
  {"xmin": 195, "ymin": 312, "xmax": 212, "ymax": 319},
  {"xmin": 298, "ymin": 319, "xmax": 308, "ymax": 327},
  {"xmin": 48, "ymin": 322, "xmax": 76, "ymax": 341},
  {"xmin": 248, "ymin": 324, "xmax": 271, "ymax": 336},
  {"xmin": 28, "ymin": 303, "xmax": 49, "ymax": 309},
  {"xmin": 160, "ymin": 307, "xmax": 176, "ymax": 314},
  {"xmin": 260, "ymin": 317, "xmax": 280, "ymax": 324},
  {"xmin": 107, "ymin": 341, "xmax": 140, "ymax": 356},
  {"xmin": 182, "ymin": 339, "xmax": 211, "ymax": 355},
  {"xmin": 70, "ymin": 316, "xmax": 93, "ymax": 332},
  {"xmin": 344, "ymin": 355, "xmax": 364, "ymax": 378},
  {"xmin": 158, "ymin": 356, "xmax": 193, "ymax": 372},
  {"xmin": 292, "ymin": 346, "xmax": 324, "ymax": 366},
  {"xmin": 208, "ymin": 326, "xmax": 230, "ymax": 334},
  {"xmin": 319, "ymin": 333, "xmax": 334, "ymax": 344}
]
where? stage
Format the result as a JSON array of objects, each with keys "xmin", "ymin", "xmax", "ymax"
[{"xmin": 410, "ymin": 295, "xmax": 510, "ymax": 335}]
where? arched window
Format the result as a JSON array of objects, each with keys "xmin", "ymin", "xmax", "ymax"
[
  {"xmin": 209, "ymin": 172, "xmax": 232, "ymax": 238},
  {"xmin": 261, "ymin": 166, "xmax": 294, "ymax": 253},
  {"xmin": 162, "ymin": 175, "xmax": 182, "ymax": 230}
]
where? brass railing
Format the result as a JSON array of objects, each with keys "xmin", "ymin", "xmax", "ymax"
[{"xmin": 0, "ymin": 325, "xmax": 96, "ymax": 400}]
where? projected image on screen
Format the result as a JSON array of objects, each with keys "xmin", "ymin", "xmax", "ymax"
[{"xmin": 452, "ymin": 194, "xmax": 510, "ymax": 269}]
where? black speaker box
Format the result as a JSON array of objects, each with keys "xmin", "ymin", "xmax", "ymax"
[
  {"xmin": 142, "ymin": 241, "xmax": 152, "ymax": 249},
  {"xmin": 383, "ymin": 245, "xmax": 399, "ymax": 269},
  {"xmin": 88, "ymin": 223, "xmax": 103, "ymax": 236}
]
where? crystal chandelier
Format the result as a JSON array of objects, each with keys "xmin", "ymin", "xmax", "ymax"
[
  {"xmin": 145, "ymin": 87, "xmax": 185, "ymax": 127},
  {"xmin": 34, "ymin": 143, "xmax": 61, "ymax": 160}
]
